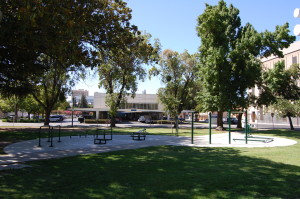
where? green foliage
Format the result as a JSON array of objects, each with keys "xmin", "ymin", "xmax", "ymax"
[
  {"xmin": 98, "ymin": 33, "xmax": 159, "ymax": 126},
  {"xmin": 197, "ymin": 0, "xmax": 245, "ymax": 113},
  {"xmin": 79, "ymin": 95, "xmax": 89, "ymax": 108},
  {"xmin": 258, "ymin": 62, "xmax": 300, "ymax": 130},
  {"xmin": 260, "ymin": 62, "xmax": 300, "ymax": 102},
  {"xmin": 54, "ymin": 100, "xmax": 71, "ymax": 111},
  {"xmin": 196, "ymin": 0, "xmax": 295, "ymax": 126},
  {"xmin": 30, "ymin": 61, "xmax": 70, "ymax": 125},
  {"xmin": 271, "ymin": 99, "xmax": 298, "ymax": 118},
  {"xmin": 20, "ymin": 95, "xmax": 43, "ymax": 117},
  {"xmin": 0, "ymin": 0, "xmax": 137, "ymax": 97},
  {"xmin": 0, "ymin": 97, "xmax": 14, "ymax": 113},
  {"xmin": 154, "ymin": 50, "xmax": 199, "ymax": 117},
  {"xmin": 84, "ymin": 119, "xmax": 109, "ymax": 124},
  {"xmin": 153, "ymin": 120, "xmax": 174, "ymax": 124},
  {"xmin": 1, "ymin": 118, "xmax": 44, "ymax": 123}
]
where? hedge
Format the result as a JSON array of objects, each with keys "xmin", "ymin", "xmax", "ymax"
[
  {"xmin": 153, "ymin": 120, "xmax": 175, "ymax": 124},
  {"xmin": 1, "ymin": 118, "xmax": 44, "ymax": 123},
  {"xmin": 84, "ymin": 119, "xmax": 110, "ymax": 124}
]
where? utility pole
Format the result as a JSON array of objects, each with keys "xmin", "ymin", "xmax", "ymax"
[{"xmin": 294, "ymin": 8, "xmax": 300, "ymax": 35}]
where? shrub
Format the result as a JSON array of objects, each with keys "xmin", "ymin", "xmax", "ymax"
[
  {"xmin": 84, "ymin": 119, "xmax": 109, "ymax": 124},
  {"xmin": 153, "ymin": 120, "xmax": 174, "ymax": 124},
  {"xmin": 1, "ymin": 118, "xmax": 43, "ymax": 123},
  {"xmin": 19, "ymin": 119, "xmax": 43, "ymax": 123}
]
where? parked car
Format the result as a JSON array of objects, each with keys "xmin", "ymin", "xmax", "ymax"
[
  {"xmin": 223, "ymin": 118, "xmax": 238, "ymax": 124},
  {"xmin": 138, "ymin": 115, "xmax": 151, "ymax": 123},
  {"xmin": 49, "ymin": 115, "xmax": 61, "ymax": 122},
  {"xmin": 78, "ymin": 115, "xmax": 93, "ymax": 123},
  {"xmin": 145, "ymin": 118, "xmax": 153, "ymax": 124}
]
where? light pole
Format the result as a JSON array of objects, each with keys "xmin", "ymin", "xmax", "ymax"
[
  {"xmin": 293, "ymin": 8, "xmax": 300, "ymax": 36},
  {"xmin": 271, "ymin": 112, "xmax": 274, "ymax": 129},
  {"xmin": 71, "ymin": 96, "xmax": 75, "ymax": 127}
]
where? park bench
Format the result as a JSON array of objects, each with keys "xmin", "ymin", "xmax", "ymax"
[
  {"xmin": 131, "ymin": 128, "xmax": 148, "ymax": 141},
  {"xmin": 94, "ymin": 128, "xmax": 112, "ymax": 144},
  {"xmin": 233, "ymin": 134, "xmax": 274, "ymax": 143}
]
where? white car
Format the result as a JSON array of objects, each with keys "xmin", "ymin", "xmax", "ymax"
[{"xmin": 49, "ymin": 115, "xmax": 61, "ymax": 122}]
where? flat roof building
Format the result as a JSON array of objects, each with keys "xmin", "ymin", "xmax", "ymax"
[
  {"xmin": 248, "ymin": 40, "xmax": 300, "ymax": 126},
  {"xmin": 93, "ymin": 92, "xmax": 164, "ymax": 120},
  {"xmin": 72, "ymin": 93, "xmax": 165, "ymax": 121}
]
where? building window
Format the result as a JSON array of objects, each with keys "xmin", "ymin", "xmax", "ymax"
[
  {"xmin": 121, "ymin": 103, "xmax": 158, "ymax": 110},
  {"xmin": 292, "ymin": 56, "xmax": 298, "ymax": 65}
]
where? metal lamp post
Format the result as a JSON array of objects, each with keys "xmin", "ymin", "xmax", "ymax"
[{"xmin": 294, "ymin": 8, "xmax": 300, "ymax": 36}]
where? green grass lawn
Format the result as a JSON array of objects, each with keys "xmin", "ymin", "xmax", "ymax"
[{"xmin": 1, "ymin": 128, "xmax": 300, "ymax": 198}]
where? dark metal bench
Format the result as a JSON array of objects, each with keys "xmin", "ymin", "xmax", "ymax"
[
  {"xmin": 233, "ymin": 134, "xmax": 274, "ymax": 143},
  {"xmin": 131, "ymin": 129, "xmax": 148, "ymax": 141},
  {"xmin": 94, "ymin": 128, "xmax": 112, "ymax": 144}
]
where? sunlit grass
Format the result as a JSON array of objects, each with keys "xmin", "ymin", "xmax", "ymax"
[{"xmin": 1, "ymin": 129, "xmax": 300, "ymax": 198}]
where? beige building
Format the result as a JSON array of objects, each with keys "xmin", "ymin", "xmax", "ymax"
[
  {"xmin": 93, "ymin": 92, "xmax": 164, "ymax": 120},
  {"xmin": 248, "ymin": 40, "xmax": 300, "ymax": 126},
  {"xmin": 72, "ymin": 89, "xmax": 89, "ymax": 97}
]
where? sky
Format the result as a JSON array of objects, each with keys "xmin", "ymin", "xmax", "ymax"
[{"xmin": 74, "ymin": 0, "xmax": 300, "ymax": 96}]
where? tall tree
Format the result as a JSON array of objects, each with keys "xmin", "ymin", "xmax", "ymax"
[
  {"xmin": 79, "ymin": 94, "xmax": 89, "ymax": 108},
  {"xmin": 0, "ymin": 0, "xmax": 136, "ymax": 96},
  {"xmin": 196, "ymin": 0, "xmax": 295, "ymax": 129},
  {"xmin": 151, "ymin": 49, "xmax": 199, "ymax": 126},
  {"xmin": 20, "ymin": 95, "xmax": 43, "ymax": 119},
  {"xmin": 1, "ymin": 0, "xmax": 142, "ymax": 125},
  {"xmin": 30, "ymin": 56, "xmax": 70, "ymax": 125},
  {"xmin": 98, "ymin": 33, "xmax": 159, "ymax": 127},
  {"xmin": 258, "ymin": 62, "xmax": 300, "ymax": 130},
  {"xmin": 0, "ymin": 97, "xmax": 12, "ymax": 115}
]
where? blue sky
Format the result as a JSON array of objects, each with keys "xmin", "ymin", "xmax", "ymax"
[{"xmin": 75, "ymin": 0, "xmax": 300, "ymax": 95}]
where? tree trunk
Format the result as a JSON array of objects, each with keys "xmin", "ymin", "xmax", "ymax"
[
  {"xmin": 216, "ymin": 111, "xmax": 224, "ymax": 130},
  {"xmin": 14, "ymin": 103, "xmax": 18, "ymax": 123},
  {"xmin": 173, "ymin": 115, "xmax": 179, "ymax": 128},
  {"xmin": 287, "ymin": 114, "xmax": 294, "ymax": 130},
  {"xmin": 44, "ymin": 108, "xmax": 51, "ymax": 126},
  {"xmin": 110, "ymin": 117, "xmax": 116, "ymax": 127},
  {"xmin": 237, "ymin": 113, "xmax": 243, "ymax": 128}
]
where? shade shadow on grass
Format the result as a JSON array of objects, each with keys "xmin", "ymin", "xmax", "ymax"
[
  {"xmin": 254, "ymin": 129, "xmax": 300, "ymax": 140},
  {"xmin": 1, "ymin": 146, "xmax": 300, "ymax": 199}
]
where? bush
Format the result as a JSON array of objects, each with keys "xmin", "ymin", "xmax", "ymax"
[
  {"xmin": 1, "ymin": 118, "xmax": 43, "ymax": 123},
  {"xmin": 153, "ymin": 120, "xmax": 174, "ymax": 124},
  {"xmin": 84, "ymin": 119, "xmax": 109, "ymax": 124},
  {"xmin": 19, "ymin": 119, "xmax": 44, "ymax": 123}
]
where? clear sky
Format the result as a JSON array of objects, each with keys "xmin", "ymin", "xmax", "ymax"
[{"xmin": 74, "ymin": 0, "xmax": 300, "ymax": 96}]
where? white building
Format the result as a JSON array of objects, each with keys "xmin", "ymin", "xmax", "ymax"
[
  {"xmin": 248, "ymin": 40, "xmax": 300, "ymax": 126},
  {"xmin": 93, "ymin": 92, "xmax": 164, "ymax": 120},
  {"xmin": 70, "ymin": 89, "xmax": 94, "ymax": 106},
  {"xmin": 72, "ymin": 92, "xmax": 165, "ymax": 120}
]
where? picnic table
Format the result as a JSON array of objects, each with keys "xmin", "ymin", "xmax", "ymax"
[
  {"xmin": 94, "ymin": 128, "xmax": 112, "ymax": 144},
  {"xmin": 131, "ymin": 128, "xmax": 148, "ymax": 141}
]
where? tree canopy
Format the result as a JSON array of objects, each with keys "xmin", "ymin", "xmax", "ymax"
[
  {"xmin": 196, "ymin": 0, "xmax": 295, "ymax": 128},
  {"xmin": 151, "ymin": 49, "xmax": 199, "ymax": 119},
  {"xmin": 98, "ymin": 33, "xmax": 159, "ymax": 127},
  {"xmin": 30, "ymin": 57, "xmax": 70, "ymax": 125},
  {"xmin": 0, "ymin": 0, "xmax": 136, "ymax": 96},
  {"xmin": 257, "ymin": 62, "xmax": 300, "ymax": 130}
]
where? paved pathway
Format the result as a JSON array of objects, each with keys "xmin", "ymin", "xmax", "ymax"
[{"xmin": 0, "ymin": 132, "xmax": 297, "ymax": 170}]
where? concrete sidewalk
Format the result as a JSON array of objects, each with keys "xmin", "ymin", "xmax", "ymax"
[{"xmin": 0, "ymin": 133, "xmax": 297, "ymax": 170}]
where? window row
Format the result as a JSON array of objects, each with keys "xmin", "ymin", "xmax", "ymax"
[{"xmin": 120, "ymin": 103, "xmax": 158, "ymax": 110}]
